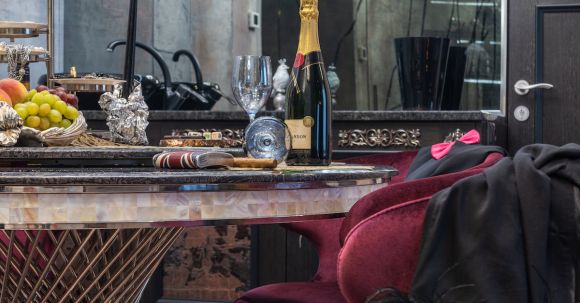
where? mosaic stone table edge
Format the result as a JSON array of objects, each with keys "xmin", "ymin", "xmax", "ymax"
[{"xmin": 0, "ymin": 184, "xmax": 385, "ymax": 228}]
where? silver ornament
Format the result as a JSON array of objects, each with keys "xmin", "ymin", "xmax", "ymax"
[{"xmin": 0, "ymin": 101, "xmax": 23, "ymax": 147}]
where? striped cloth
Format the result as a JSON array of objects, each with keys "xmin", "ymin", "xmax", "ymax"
[{"xmin": 153, "ymin": 152, "xmax": 201, "ymax": 169}]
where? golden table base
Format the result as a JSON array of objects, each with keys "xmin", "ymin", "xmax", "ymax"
[{"xmin": 0, "ymin": 228, "xmax": 183, "ymax": 303}]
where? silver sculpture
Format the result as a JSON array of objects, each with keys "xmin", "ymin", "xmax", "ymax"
[
  {"xmin": 1, "ymin": 42, "xmax": 33, "ymax": 81},
  {"xmin": 99, "ymin": 82, "xmax": 149, "ymax": 145},
  {"xmin": 0, "ymin": 101, "xmax": 22, "ymax": 147},
  {"xmin": 327, "ymin": 64, "xmax": 340, "ymax": 107},
  {"xmin": 272, "ymin": 59, "xmax": 290, "ymax": 111}
]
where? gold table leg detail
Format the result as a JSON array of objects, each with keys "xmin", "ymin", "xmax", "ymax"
[{"xmin": 0, "ymin": 228, "xmax": 184, "ymax": 303}]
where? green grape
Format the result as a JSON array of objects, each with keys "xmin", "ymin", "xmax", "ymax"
[
  {"xmin": 26, "ymin": 102, "xmax": 39, "ymax": 116},
  {"xmin": 39, "ymin": 117, "xmax": 50, "ymax": 130},
  {"xmin": 25, "ymin": 116, "xmax": 41, "ymax": 129},
  {"xmin": 49, "ymin": 122, "xmax": 60, "ymax": 129},
  {"xmin": 14, "ymin": 103, "xmax": 26, "ymax": 111},
  {"xmin": 40, "ymin": 90, "xmax": 50, "ymax": 95},
  {"xmin": 15, "ymin": 107, "xmax": 28, "ymax": 119},
  {"xmin": 64, "ymin": 106, "xmax": 79, "ymax": 120},
  {"xmin": 38, "ymin": 103, "xmax": 51, "ymax": 117},
  {"xmin": 31, "ymin": 93, "xmax": 44, "ymax": 105},
  {"xmin": 25, "ymin": 89, "xmax": 37, "ymax": 102},
  {"xmin": 59, "ymin": 119, "xmax": 72, "ymax": 129},
  {"xmin": 45, "ymin": 94, "xmax": 58, "ymax": 107},
  {"xmin": 48, "ymin": 109, "xmax": 63, "ymax": 123},
  {"xmin": 54, "ymin": 100, "xmax": 68, "ymax": 114}
]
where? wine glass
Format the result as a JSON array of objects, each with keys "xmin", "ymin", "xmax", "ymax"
[{"xmin": 232, "ymin": 56, "xmax": 273, "ymax": 122}]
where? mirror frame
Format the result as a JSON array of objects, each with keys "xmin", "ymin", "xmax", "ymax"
[{"xmin": 500, "ymin": 0, "xmax": 508, "ymax": 114}]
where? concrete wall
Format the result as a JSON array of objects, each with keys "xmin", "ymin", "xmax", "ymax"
[
  {"xmin": 62, "ymin": 0, "xmax": 261, "ymax": 111},
  {"xmin": 0, "ymin": 0, "xmax": 64, "ymax": 86},
  {"xmin": 63, "ymin": 0, "xmax": 155, "ymax": 79}
]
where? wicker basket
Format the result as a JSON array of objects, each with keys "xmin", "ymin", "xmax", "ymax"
[{"xmin": 22, "ymin": 112, "xmax": 88, "ymax": 147}]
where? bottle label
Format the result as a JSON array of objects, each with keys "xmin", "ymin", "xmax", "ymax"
[{"xmin": 286, "ymin": 118, "xmax": 313, "ymax": 149}]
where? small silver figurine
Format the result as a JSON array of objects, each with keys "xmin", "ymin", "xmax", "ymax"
[
  {"xmin": 327, "ymin": 64, "xmax": 340, "ymax": 107},
  {"xmin": 272, "ymin": 59, "xmax": 291, "ymax": 111},
  {"xmin": 99, "ymin": 81, "xmax": 149, "ymax": 145}
]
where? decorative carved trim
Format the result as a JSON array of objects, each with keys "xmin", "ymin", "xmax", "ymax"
[{"xmin": 338, "ymin": 129, "xmax": 421, "ymax": 148}]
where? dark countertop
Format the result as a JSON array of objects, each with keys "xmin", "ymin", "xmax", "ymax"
[
  {"xmin": 0, "ymin": 166, "xmax": 397, "ymax": 187},
  {"xmin": 0, "ymin": 147, "xmax": 244, "ymax": 160},
  {"xmin": 82, "ymin": 110, "xmax": 499, "ymax": 121}
]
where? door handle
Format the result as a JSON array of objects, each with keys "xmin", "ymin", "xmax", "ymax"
[{"xmin": 514, "ymin": 80, "xmax": 554, "ymax": 96}]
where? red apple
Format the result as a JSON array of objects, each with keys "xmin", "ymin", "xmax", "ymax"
[{"xmin": 36, "ymin": 85, "xmax": 48, "ymax": 92}]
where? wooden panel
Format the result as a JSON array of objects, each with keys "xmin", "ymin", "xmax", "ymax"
[
  {"xmin": 541, "ymin": 8, "xmax": 580, "ymax": 145},
  {"xmin": 252, "ymin": 225, "xmax": 318, "ymax": 287},
  {"xmin": 507, "ymin": 0, "xmax": 580, "ymax": 153},
  {"xmin": 285, "ymin": 230, "xmax": 318, "ymax": 282},
  {"xmin": 253, "ymin": 225, "xmax": 288, "ymax": 286}
]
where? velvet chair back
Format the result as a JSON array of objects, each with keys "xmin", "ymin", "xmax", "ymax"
[{"xmin": 337, "ymin": 153, "xmax": 504, "ymax": 303}]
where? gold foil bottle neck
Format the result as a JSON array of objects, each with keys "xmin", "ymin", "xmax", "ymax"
[
  {"xmin": 297, "ymin": 0, "xmax": 321, "ymax": 55},
  {"xmin": 300, "ymin": 0, "xmax": 319, "ymax": 21}
]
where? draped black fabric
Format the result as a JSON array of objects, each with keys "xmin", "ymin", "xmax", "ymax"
[
  {"xmin": 409, "ymin": 144, "xmax": 580, "ymax": 303},
  {"xmin": 405, "ymin": 142, "xmax": 507, "ymax": 181}
]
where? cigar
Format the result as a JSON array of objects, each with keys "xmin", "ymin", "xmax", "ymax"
[{"xmin": 232, "ymin": 158, "xmax": 278, "ymax": 169}]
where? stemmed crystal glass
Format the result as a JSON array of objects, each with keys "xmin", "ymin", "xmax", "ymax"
[{"xmin": 231, "ymin": 56, "xmax": 273, "ymax": 122}]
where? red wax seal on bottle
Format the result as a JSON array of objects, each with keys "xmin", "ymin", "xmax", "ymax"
[{"xmin": 294, "ymin": 53, "xmax": 305, "ymax": 68}]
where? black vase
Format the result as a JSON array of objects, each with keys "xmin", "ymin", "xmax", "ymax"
[
  {"xmin": 441, "ymin": 46, "xmax": 467, "ymax": 110},
  {"xmin": 395, "ymin": 37, "xmax": 450, "ymax": 110}
]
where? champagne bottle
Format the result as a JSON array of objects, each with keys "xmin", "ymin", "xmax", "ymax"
[{"xmin": 285, "ymin": 0, "xmax": 332, "ymax": 166}]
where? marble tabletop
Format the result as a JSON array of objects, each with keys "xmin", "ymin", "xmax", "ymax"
[{"xmin": 0, "ymin": 166, "xmax": 397, "ymax": 230}]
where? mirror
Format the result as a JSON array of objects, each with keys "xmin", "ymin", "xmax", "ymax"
[
  {"xmin": 0, "ymin": 0, "xmax": 504, "ymax": 112},
  {"xmin": 263, "ymin": 0, "xmax": 503, "ymax": 111}
]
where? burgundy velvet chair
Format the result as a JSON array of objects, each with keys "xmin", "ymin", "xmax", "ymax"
[
  {"xmin": 236, "ymin": 152, "xmax": 503, "ymax": 303},
  {"xmin": 337, "ymin": 153, "xmax": 503, "ymax": 302}
]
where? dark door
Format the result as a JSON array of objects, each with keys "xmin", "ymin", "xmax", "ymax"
[{"xmin": 508, "ymin": 1, "xmax": 580, "ymax": 152}]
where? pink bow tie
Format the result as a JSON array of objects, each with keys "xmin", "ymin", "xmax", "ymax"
[{"xmin": 431, "ymin": 130, "xmax": 481, "ymax": 160}]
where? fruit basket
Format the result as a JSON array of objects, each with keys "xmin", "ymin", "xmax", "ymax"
[{"xmin": 36, "ymin": 111, "xmax": 87, "ymax": 146}]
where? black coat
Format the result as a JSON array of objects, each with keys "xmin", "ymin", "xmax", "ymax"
[
  {"xmin": 410, "ymin": 144, "xmax": 580, "ymax": 302},
  {"xmin": 405, "ymin": 142, "xmax": 506, "ymax": 181}
]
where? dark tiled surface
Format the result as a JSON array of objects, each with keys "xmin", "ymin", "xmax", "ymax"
[
  {"xmin": 0, "ymin": 147, "xmax": 243, "ymax": 160},
  {"xmin": 0, "ymin": 166, "xmax": 397, "ymax": 186},
  {"xmin": 82, "ymin": 110, "xmax": 489, "ymax": 121}
]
